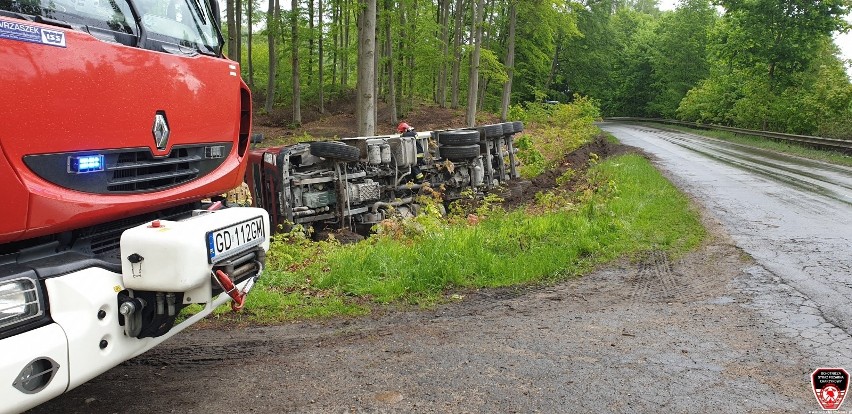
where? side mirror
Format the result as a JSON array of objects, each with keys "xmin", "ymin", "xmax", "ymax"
[{"xmin": 207, "ymin": 0, "xmax": 222, "ymax": 30}]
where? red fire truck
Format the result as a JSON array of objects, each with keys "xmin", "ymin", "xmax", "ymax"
[{"xmin": 0, "ymin": 0, "xmax": 269, "ymax": 411}]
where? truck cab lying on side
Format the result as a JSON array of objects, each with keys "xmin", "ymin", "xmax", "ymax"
[{"xmin": 0, "ymin": 0, "xmax": 268, "ymax": 411}]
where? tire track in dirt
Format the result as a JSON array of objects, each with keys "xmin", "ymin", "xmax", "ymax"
[
  {"xmin": 627, "ymin": 249, "xmax": 730, "ymax": 305},
  {"xmin": 629, "ymin": 250, "xmax": 680, "ymax": 303}
]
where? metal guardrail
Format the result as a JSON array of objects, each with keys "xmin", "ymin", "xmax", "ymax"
[{"xmin": 603, "ymin": 117, "xmax": 852, "ymax": 154}]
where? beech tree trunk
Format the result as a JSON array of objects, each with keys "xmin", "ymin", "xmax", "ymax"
[
  {"xmin": 247, "ymin": 0, "xmax": 254, "ymax": 87},
  {"xmin": 407, "ymin": 0, "xmax": 417, "ymax": 112},
  {"xmin": 373, "ymin": 3, "xmax": 379, "ymax": 125},
  {"xmin": 356, "ymin": 0, "xmax": 376, "ymax": 136},
  {"xmin": 308, "ymin": 0, "xmax": 314, "ymax": 86},
  {"xmin": 500, "ymin": 2, "xmax": 515, "ymax": 121},
  {"xmin": 396, "ymin": 6, "xmax": 405, "ymax": 113},
  {"xmin": 465, "ymin": 0, "xmax": 484, "ymax": 127},
  {"xmin": 384, "ymin": 0, "xmax": 397, "ymax": 124},
  {"xmin": 450, "ymin": 0, "xmax": 464, "ymax": 109},
  {"xmin": 226, "ymin": 0, "xmax": 236, "ymax": 58},
  {"xmin": 235, "ymin": 0, "xmax": 242, "ymax": 63},
  {"xmin": 343, "ymin": 0, "xmax": 350, "ymax": 87},
  {"xmin": 318, "ymin": 0, "xmax": 325, "ymax": 113},
  {"xmin": 292, "ymin": 0, "xmax": 302, "ymax": 126},
  {"xmin": 331, "ymin": 0, "xmax": 338, "ymax": 86},
  {"xmin": 437, "ymin": 0, "xmax": 450, "ymax": 107},
  {"xmin": 264, "ymin": 0, "xmax": 279, "ymax": 113}
]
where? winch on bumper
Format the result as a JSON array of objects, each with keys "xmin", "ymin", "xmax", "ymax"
[{"xmin": 118, "ymin": 207, "xmax": 270, "ymax": 338}]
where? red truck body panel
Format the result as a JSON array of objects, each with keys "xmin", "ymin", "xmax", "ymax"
[{"xmin": 0, "ymin": 17, "xmax": 250, "ymax": 243}]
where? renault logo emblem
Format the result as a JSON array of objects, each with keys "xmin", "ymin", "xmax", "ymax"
[{"xmin": 152, "ymin": 111, "xmax": 170, "ymax": 151}]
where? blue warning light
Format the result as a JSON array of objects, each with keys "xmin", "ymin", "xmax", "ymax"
[{"xmin": 68, "ymin": 155, "xmax": 105, "ymax": 173}]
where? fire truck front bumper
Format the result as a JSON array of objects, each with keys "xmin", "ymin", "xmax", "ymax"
[
  {"xmin": 1, "ymin": 207, "xmax": 269, "ymax": 413},
  {"xmin": 0, "ymin": 268, "xmax": 259, "ymax": 414}
]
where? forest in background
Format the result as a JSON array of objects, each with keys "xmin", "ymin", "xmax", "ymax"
[{"xmin": 220, "ymin": 0, "xmax": 852, "ymax": 139}]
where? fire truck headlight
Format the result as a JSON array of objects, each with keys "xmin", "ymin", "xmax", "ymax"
[{"xmin": 0, "ymin": 278, "xmax": 44, "ymax": 331}]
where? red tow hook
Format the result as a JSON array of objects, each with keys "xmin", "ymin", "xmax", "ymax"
[{"xmin": 214, "ymin": 269, "xmax": 246, "ymax": 311}]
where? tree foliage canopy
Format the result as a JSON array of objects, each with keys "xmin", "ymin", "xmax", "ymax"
[{"xmin": 223, "ymin": 0, "xmax": 852, "ymax": 138}]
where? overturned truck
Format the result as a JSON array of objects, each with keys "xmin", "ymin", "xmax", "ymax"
[{"xmin": 246, "ymin": 122, "xmax": 524, "ymax": 233}]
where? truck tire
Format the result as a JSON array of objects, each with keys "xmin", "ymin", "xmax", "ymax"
[
  {"xmin": 501, "ymin": 122, "xmax": 515, "ymax": 135},
  {"xmin": 310, "ymin": 141, "xmax": 360, "ymax": 162},
  {"xmin": 438, "ymin": 130, "xmax": 480, "ymax": 145},
  {"xmin": 440, "ymin": 144, "xmax": 481, "ymax": 161},
  {"xmin": 512, "ymin": 121, "xmax": 524, "ymax": 132},
  {"xmin": 480, "ymin": 124, "xmax": 503, "ymax": 138}
]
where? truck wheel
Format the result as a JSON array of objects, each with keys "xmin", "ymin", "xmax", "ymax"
[
  {"xmin": 512, "ymin": 121, "xmax": 524, "ymax": 132},
  {"xmin": 310, "ymin": 141, "xmax": 360, "ymax": 162},
  {"xmin": 440, "ymin": 144, "xmax": 481, "ymax": 161},
  {"xmin": 501, "ymin": 122, "xmax": 515, "ymax": 135},
  {"xmin": 438, "ymin": 130, "xmax": 480, "ymax": 145},
  {"xmin": 479, "ymin": 123, "xmax": 503, "ymax": 138}
]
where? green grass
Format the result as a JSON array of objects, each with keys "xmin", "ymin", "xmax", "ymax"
[
  {"xmin": 200, "ymin": 153, "xmax": 704, "ymax": 323},
  {"xmin": 647, "ymin": 122, "xmax": 852, "ymax": 167},
  {"xmin": 313, "ymin": 154, "xmax": 703, "ymax": 300}
]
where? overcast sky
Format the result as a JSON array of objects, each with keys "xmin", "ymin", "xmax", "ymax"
[{"xmin": 658, "ymin": 0, "xmax": 852, "ymax": 78}]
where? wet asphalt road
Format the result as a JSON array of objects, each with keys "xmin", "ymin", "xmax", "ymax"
[{"xmin": 601, "ymin": 122, "xmax": 852, "ymax": 354}]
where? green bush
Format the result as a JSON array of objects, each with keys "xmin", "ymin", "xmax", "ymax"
[{"xmin": 510, "ymin": 95, "xmax": 602, "ymax": 178}]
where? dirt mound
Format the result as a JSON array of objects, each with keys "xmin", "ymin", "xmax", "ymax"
[
  {"xmin": 499, "ymin": 134, "xmax": 633, "ymax": 210},
  {"xmin": 253, "ymin": 93, "xmax": 502, "ymax": 146},
  {"xmin": 314, "ymin": 228, "xmax": 365, "ymax": 244}
]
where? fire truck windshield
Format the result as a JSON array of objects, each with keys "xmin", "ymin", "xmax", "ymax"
[
  {"xmin": 0, "ymin": 0, "xmax": 222, "ymax": 55},
  {"xmin": 135, "ymin": 0, "xmax": 221, "ymax": 55},
  {"xmin": 1, "ymin": 0, "xmax": 137, "ymax": 35}
]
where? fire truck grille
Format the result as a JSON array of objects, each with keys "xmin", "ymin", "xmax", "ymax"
[
  {"xmin": 107, "ymin": 148, "xmax": 199, "ymax": 192},
  {"xmin": 23, "ymin": 143, "xmax": 232, "ymax": 194}
]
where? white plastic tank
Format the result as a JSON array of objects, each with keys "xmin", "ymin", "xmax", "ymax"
[
  {"xmin": 120, "ymin": 208, "xmax": 270, "ymax": 293},
  {"xmin": 393, "ymin": 137, "xmax": 417, "ymax": 167},
  {"xmin": 403, "ymin": 137, "xmax": 417, "ymax": 165},
  {"xmin": 473, "ymin": 157, "xmax": 484, "ymax": 187},
  {"xmin": 367, "ymin": 144, "xmax": 382, "ymax": 165},
  {"xmin": 380, "ymin": 144, "xmax": 392, "ymax": 164}
]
